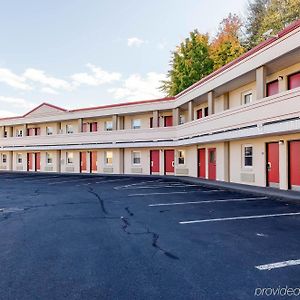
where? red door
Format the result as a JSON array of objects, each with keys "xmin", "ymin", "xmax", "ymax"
[
  {"xmin": 164, "ymin": 150, "xmax": 174, "ymax": 174},
  {"xmin": 198, "ymin": 148, "xmax": 206, "ymax": 178},
  {"xmin": 197, "ymin": 109, "xmax": 203, "ymax": 119},
  {"xmin": 35, "ymin": 152, "xmax": 40, "ymax": 171},
  {"xmin": 27, "ymin": 153, "xmax": 33, "ymax": 171},
  {"xmin": 150, "ymin": 150, "xmax": 160, "ymax": 174},
  {"xmin": 91, "ymin": 151, "xmax": 97, "ymax": 173},
  {"xmin": 267, "ymin": 80, "xmax": 279, "ymax": 97},
  {"xmin": 164, "ymin": 116, "xmax": 173, "ymax": 127},
  {"xmin": 91, "ymin": 122, "xmax": 98, "ymax": 132},
  {"xmin": 288, "ymin": 72, "xmax": 300, "ymax": 90},
  {"xmin": 208, "ymin": 148, "xmax": 216, "ymax": 180},
  {"xmin": 289, "ymin": 141, "xmax": 300, "ymax": 189},
  {"xmin": 80, "ymin": 152, "xmax": 87, "ymax": 172},
  {"xmin": 267, "ymin": 143, "xmax": 279, "ymax": 187},
  {"xmin": 82, "ymin": 123, "xmax": 88, "ymax": 132}
]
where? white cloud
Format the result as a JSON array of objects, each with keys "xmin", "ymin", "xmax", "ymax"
[
  {"xmin": 127, "ymin": 37, "xmax": 146, "ymax": 47},
  {"xmin": 71, "ymin": 63, "xmax": 121, "ymax": 86},
  {"xmin": 0, "ymin": 96, "xmax": 35, "ymax": 109},
  {"xmin": 41, "ymin": 87, "xmax": 59, "ymax": 95},
  {"xmin": 0, "ymin": 110, "xmax": 16, "ymax": 118},
  {"xmin": 0, "ymin": 68, "xmax": 32, "ymax": 90},
  {"xmin": 108, "ymin": 72, "xmax": 166, "ymax": 101},
  {"xmin": 23, "ymin": 68, "xmax": 72, "ymax": 91}
]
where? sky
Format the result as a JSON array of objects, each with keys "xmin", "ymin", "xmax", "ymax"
[{"xmin": 0, "ymin": 0, "xmax": 247, "ymax": 117}]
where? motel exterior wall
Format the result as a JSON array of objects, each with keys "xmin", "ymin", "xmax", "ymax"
[{"xmin": 1, "ymin": 21, "xmax": 300, "ymax": 191}]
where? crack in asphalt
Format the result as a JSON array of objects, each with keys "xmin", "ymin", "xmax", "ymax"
[
  {"xmin": 88, "ymin": 188, "xmax": 108, "ymax": 215},
  {"xmin": 125, "ymin": 207, "xmax": 134, "ymax": 216},
  {"xmin": 120, "ymin": 216, "xmax": 179, "ymax": 260}
]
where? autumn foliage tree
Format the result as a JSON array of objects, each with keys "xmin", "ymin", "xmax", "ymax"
[{"xmin": 210, "ymin": 14, "xmax": 245, "ymax": 71}]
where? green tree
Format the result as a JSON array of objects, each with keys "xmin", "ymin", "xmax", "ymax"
[
  {"xmin": 258, "ymin": 0, "xmax": 300, "ymax": 40},
  {"xmin": 244, "ymin": 0, "xmax": 300, "ymax": 48},
  {"xmin": 160, "ymin": 30, "xmax": 214, "ymax": 96},
  {"xmin": 244, "ymin": 0, "xmax": 269, "ymax": 49},
  {"xmin": 210, "ymin": 14, "xmax": 245, "ymax": 70}
]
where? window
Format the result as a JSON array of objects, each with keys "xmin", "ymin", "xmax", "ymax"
[
  {"xmin": 16, "ymin": 129, "xmax": 23, "ymax": 137},
  {"xmin": 204, "ymin": 107, "xmax": 209, "ymax": 117},
  {"xmin": 66, "ymin": 152, "xmax": 74, "ymax": 164},
  {"xmin": 179, "ymin": 115, "xmax": 185, "ymax": 125},
  {"xmin": 105, "ymin": 151, "xmax": 113, "ymax": 165},
  {"xmin": 46, "ymin": 152, "xmax": 53, "ymax": 164},
  {"xmin": 2, "ymin": 154, "xmax": 7, "ymax": 163},
  {"xmin": 243, "ymin": 145, "xmax": 253, "ymax": 167},
  {"xmin": 66, "ymin": 125, "xmax": 74, "ymax": 134},
  {"xmin": 4, "ymin": 131, "xmax": 7, "ymax": 138},
  {"xmin": 17, "ymin": 153, "xmax": 22, "ymax": 164},
  {"xmin": 178, "ymin": 150, "xmax": 185, "ymax": 165},
  {"xmin": 132, "ymin": 151, "xmax": 141, "ymax": 165},
  {"xmin": 105, "ymin": 121, "xmax": 113, "ymax": 131},
  {"xmin": 243, "ymin": 92, "xmax": 253, "ymax": 105},
  {"xmin": 46, "ymin": 127, "xmax": 53, "ymax": 135},
  {"xmin": 35, "ymin": 128, "xmax": 41, "ymax": 135},
  {"xmin": 132, "ymin": 119, "xmax": 141, "ymax": 129}
]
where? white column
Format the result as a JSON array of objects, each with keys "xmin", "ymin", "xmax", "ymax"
[
  {"xmin": 256, "ymin": 66, "xmax": 266, "ymax": 100},
  {"xmin": 279, "ymin": 140, "xmax": 288, "ymax": 190},
  {"xmin": 188, "ymin": 101, "xmax": 194, "ymax": 122},
  {"xmin": 112, "ymin": 115, "xmax": 118, "ymax": 130},
  {"xmin": 152, "ymin": 110, "xmax": 159, "ymax": 128},
  {"xmin": 172, "ymin": 108, "xmax": 180, "ymax": 126},
  {"xmin": 78, "ymin": 118, "xmax": 83, "ymax": 132},
  {"xmin": 208, "ymin": 91, "xmax": 214, "ymax": 115}
]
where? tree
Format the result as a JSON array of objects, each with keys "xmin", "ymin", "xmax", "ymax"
[
  {"xmin": 244, "ymin": 0, "xmax": 300, "ymax": 48},
  {"xmin": 160, "ymin": 30, "xmax": 214, "ymax": 96},
  {"xmin": 244, "ymin": 0, "xmax": 269, "ymax": 49},
  {"xmin": 210, "ymin": 14, "xmax": 245, "ymax": 70},
  {"xmin": 258, "ymin": 0, "xmax": 300, "ymax": 40}
]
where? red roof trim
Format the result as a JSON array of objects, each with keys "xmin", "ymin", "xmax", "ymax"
[
  {"xmin": 70, "ymin": 97, "xmax": 175, "ymax": 112},
  {"xmin": 176, "ymin": 19, "xmax": 300, "ymax": 97}
]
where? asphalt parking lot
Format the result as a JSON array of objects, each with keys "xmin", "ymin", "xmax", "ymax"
[{"xmin": 0, "ymin": 172, "xmax": 300, "ymax": 300}]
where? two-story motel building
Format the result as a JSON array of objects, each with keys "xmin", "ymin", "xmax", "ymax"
[{"xmin": 1, "ymin": 21, "xmax": 300, "ymax": 191}]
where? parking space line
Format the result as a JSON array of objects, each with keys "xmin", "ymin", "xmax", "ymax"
[
  {"xmin": 48, "ymin": 177, "xmax": 98, "ymax": 185},
  {"xmin": 23, "ymin": 176, "xmax": 61, "ymax": 182},
  {"xmin": 114, "ymin": 179, "xmax": 163, "ymax": 190},
  {"xmin": 123, "ymin": 184, "xmax": 200, "ymax": 190},
  {"xmin": 255, "ymin": 259, "xmax": 300, "ymax": 271},
  {"xmin": 128, "ymin": 190, "xmax": 223, "ymax": 196},
  {"xmin": 149, "ymin": 197, "xmax": 269, "ymax": 207},
  {"xmin": 179, "ymin": 212, "xmax": 300, "ymax": 224},
  {"xmin": 76, "ymin": 178, "xmax": 133, "ymax": 186}
]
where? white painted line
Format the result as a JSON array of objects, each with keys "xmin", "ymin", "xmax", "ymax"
[
  {"xmin": 179, "ymin": 212, "xmax": 300, "ymax": 224},
  {"xmin": 114, "ymin": 179, "xmax": 162, "ymax": 189},
  {"xmin": 255, "ymin": 259, "xmax": 300, "ymax": 271},
  {"xmin": 149, "ymin": 197, "xmax": 268, "ymax": 207},
  {"xmin": 48, "ymin": 177, "xmax": 96, "ymax": 185},
  {"xmin": 128, "ymin": 190, "xmax": 223, "ymax": 196},
  {"xmin": 124, "ymin": 184, "xmax": 200, "ymax": 190},
  {"xmin": 75, "ymin": 178, "xmax": 133, "ymax": 186},
  {"xmin": 23, "ymin": 176, "xmax": 61, "ymax": 182}
]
